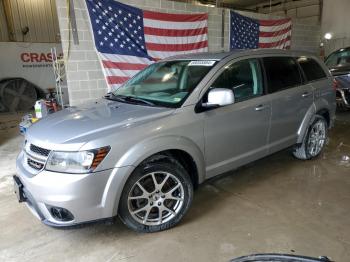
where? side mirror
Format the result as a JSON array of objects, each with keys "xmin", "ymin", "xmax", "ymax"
[
  {"xmin": 196, "ymin": 88, "xmax": 235, "ymax": 113},
  {"xmin": 206, "ymin": 88, "xmax": 235, "ymax": 107}
]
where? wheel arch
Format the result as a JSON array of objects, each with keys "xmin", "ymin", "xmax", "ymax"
[
  {"xmin": 106, "ymin": 135, "xmax": 205, "ymax": 216},
  {"xmin": 297, "ymin": 100, "xmax": 332, "ymax": 144}
]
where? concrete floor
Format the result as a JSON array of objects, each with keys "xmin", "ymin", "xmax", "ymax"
[{"xmin": 0, "ymin": 112, "xmax": 350, "ymax": 262}]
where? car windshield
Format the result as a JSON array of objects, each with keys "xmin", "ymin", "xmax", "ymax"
[
  {"xmin": 112, "ymin": 60, "xmax": 216, "ymax": 108},
  {"xmin": 325, "ymin": 49, "xmax": 350, "ymax": 67}
]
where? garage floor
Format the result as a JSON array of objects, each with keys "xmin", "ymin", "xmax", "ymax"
[{"xmin": 0, "ymin": 112, "xmax": 350, "ymax": 262}]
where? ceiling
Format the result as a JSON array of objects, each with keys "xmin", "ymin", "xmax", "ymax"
[
  {"xmin": 197, "ymin": 0, "xmax": 273, "ymax": 10},
  {"xmin": 221, "ymin": 0, "xmax": 269, "ymax": 8}
]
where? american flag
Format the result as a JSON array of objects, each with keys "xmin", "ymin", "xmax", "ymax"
[
  {"xmin": 230, "ymin": 11, "xmax": 292, "ymax": 50},
  {"xmin": 85, "ymin": 0, "xmax": 208, "ymax": 90}
]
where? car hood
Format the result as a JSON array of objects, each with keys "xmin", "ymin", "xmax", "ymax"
[{"xmin": 26, "ymin": 99, "xmax": 175, "ymax": 148}]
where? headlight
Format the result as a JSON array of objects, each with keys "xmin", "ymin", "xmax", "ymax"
[{"xmin": 46, "ymin": 147, "xmax": 110, "ymax": 174}]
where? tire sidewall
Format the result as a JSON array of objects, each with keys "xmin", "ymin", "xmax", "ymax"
[{"xmin": 118, "ymin": 160, "xmax": 193, "ymax": 233}]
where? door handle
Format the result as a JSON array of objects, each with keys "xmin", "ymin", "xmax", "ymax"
[
  {"xmin": 302, "ymin": 92, "xmax": 311, "ymax": 98},
  {"xmin": 255, "ymin": 104, "xmax": 268, "ymax": 111}
]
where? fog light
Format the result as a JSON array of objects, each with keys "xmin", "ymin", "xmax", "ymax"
[{"xmin": 49, "ymin": 206, "xmax": 74, "ymax": 222}]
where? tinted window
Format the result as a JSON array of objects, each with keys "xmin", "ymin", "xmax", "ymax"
[
  {"xmin": 297, "ymin": 57, "xmax": 326, "ymax": 81},
  {"xmin": 211, "ymin": 59, "xmax": 263, "ymax": 102},
  {"xmin": 263, "ymin": 57, "xmax": 302, "ymax": 93}
]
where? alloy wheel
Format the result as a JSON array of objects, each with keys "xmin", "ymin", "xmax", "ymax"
[
  {"xmin": 127, "ymin": 171, "xmax": 185, "ymax": 226},
  {"xmin": 307, "ymin": 120, "xmax": 326, "ymax": 157}
]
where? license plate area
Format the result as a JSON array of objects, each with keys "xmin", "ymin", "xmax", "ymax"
[{"xmin": 13, "ymin": 176, "xmax": 26, "ymax": 202}]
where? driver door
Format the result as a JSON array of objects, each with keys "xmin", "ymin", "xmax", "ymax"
[{"xmin": 202, "ymin": 58, "xmax": 271, "ymax": 178}]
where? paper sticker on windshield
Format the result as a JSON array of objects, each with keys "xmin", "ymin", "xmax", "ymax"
[
  {"xmin": 173, "ymin": 97, "xmax": 181, "ymax": 102},
  {"xmin": 189, "ymin": 61, "xmax": 216, "ymax": 66}
]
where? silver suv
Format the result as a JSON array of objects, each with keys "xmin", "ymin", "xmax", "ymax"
[{"xmin": 14, "ymin": 50, "xmax": 336, "ymax": 232}]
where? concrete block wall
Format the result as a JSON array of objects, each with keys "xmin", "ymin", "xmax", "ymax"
[{"xmin": 55, "ymin": 0, "xmax": 322, "ymax": 106}]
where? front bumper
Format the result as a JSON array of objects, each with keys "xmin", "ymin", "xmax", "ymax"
[{"xmin": 16, "ymin": 151, "xmax": 132, "ymax": 227}]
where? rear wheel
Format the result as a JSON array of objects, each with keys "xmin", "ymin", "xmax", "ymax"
[
  {"xmin": 118, "ymin": 156, "xmax": 193, "ymax": 232},
  {"xmin": 293, "ymin": 115, "xmax": 328, "ymax": 160}
]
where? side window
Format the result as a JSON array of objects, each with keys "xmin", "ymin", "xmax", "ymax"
[
  {"xmin": 297, "ymin": 57, "xmax": 327, "ymax": 82},
  {"xmin": 211, "ymin": 59, "xmax": 263, "ymax": 102},
  {"xmin": 263, "ymin": 57, "xmax": 302, "ymax": 93}
]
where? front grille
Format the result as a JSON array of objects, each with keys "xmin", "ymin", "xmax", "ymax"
[
  {"xmin": 27, "ymin": 158, "xmax": 44, "ymax": 170},
  {"xmin": 30, "ymin": 144, "xmax": 51, "ymax": 157}
]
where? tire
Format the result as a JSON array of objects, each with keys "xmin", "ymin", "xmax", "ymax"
[
  {"xmin": 118, "ymin": 156, "xmax": 193, "ymax": 233},
  {"xmin": 293, "ymin": 115, "xmax": 328, "ymax": 160}
]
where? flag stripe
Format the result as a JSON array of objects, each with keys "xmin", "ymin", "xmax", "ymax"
[
  {"xmin": 107, "ymin": 76, "xmax": 130, "ymax": 84},
  {"xmin": 104, "ymin": 68, "xmax": 141, "ymax": 78},
  {"xmin": 259, "ymin": 18, "xmax": 291, "ymax": 26},
  {"xmin": 144, "ymin": 27, "xmax": 208, "ymax": 37},
  {"xmin": 260, "ymin": 21, "xmax": 292, "ymax": 32},
  {"xmin": 99, "ymin": 53, "xmax": 153, "ymax": 64},
  {"xmin": 102, "ymin": 60, "xmax": 148, "ymax": 70},
  {"xmin": 258, "ymin": 36, "xmax": 291, "ymax": 48},
  {"xmin": 147, "ymin": 47, "xmax": 209, "ymax": 60},
  {"xmin": 259, "ymin": 26, "xmax": 292, "ymax": 37},
  {"xmin": 146, "ymin": 40, "xmax": 208, "ymax": 52},
  {"xmin": 259, "ymin": 32, "xmax": 291, "ymax": 43},
  {"xmin": 144, "ymin": 18, "xmax": 208, "ymax": 30},
  {"xmin": 145, "ymin": 34, "xmax": 208, "ymax": 45},
  {"xmin": 143, "ymin": 10, "xmax": 208, "ymax": 22}
]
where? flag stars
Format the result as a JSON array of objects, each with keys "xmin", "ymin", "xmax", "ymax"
[{"xmin": 87, "ymin": 1, "xmax": 147, "ymax": 56}]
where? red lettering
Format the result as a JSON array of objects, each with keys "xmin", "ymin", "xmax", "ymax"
[
  {"xmin": 39, "ymin": 53, "xmax": 47, "ymax": 62},
  {"xmin": 21, "ymin": 53, "xmax": 30, "ymax": 62},
  {"xmin": 47, "ymin": 53, "xmax": 52, "ymax": 62},
  {"xmin": 30, "ymin": 53, "xmax": 39, "ymax": 62}
]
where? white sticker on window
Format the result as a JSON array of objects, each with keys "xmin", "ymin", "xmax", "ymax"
[{"xmin": 188, "ymin": 60, "xmax": 216, "ymax": 66}]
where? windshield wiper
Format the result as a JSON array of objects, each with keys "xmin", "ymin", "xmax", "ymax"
[
  {"xmin": 105, "ymin": 93, "xmax": 155, "ymax": 106},
  {"xmin": 104, "ymin": 92, "xmax": 125, "ymax": 102},
  {"xmin": 122, "ymin": 96, "xmax": 155, "ymax": 106}
]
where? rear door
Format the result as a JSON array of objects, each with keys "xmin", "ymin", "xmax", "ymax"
[
  {"xmin": 297, "ymin": 56, "xmax": 335, "ymax": 119},
  {"xmin": 263, "ymin": 56, "xmax": 314, "ymax": 153}
]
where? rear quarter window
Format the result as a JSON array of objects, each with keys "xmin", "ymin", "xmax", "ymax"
[
  {"xmin": 263, "ymin": 57, "xmax": 302, "ymax": 93},
  {"xmin": 297, "ymin": 57, "xmax": 327, "ymax": 82}
]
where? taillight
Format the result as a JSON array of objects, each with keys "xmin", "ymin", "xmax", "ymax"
[{"xmin": 332, "ymin": 79, "xmax": 339, "ymax": 91}]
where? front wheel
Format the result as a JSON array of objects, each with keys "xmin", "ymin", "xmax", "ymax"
[
  {"xmin": 118, "ymin": 157, "xmax": 193, "ymax": 233},
  {"xmin": 293, "ymin": 115, "xmax": 328, "ymax": 160}
]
